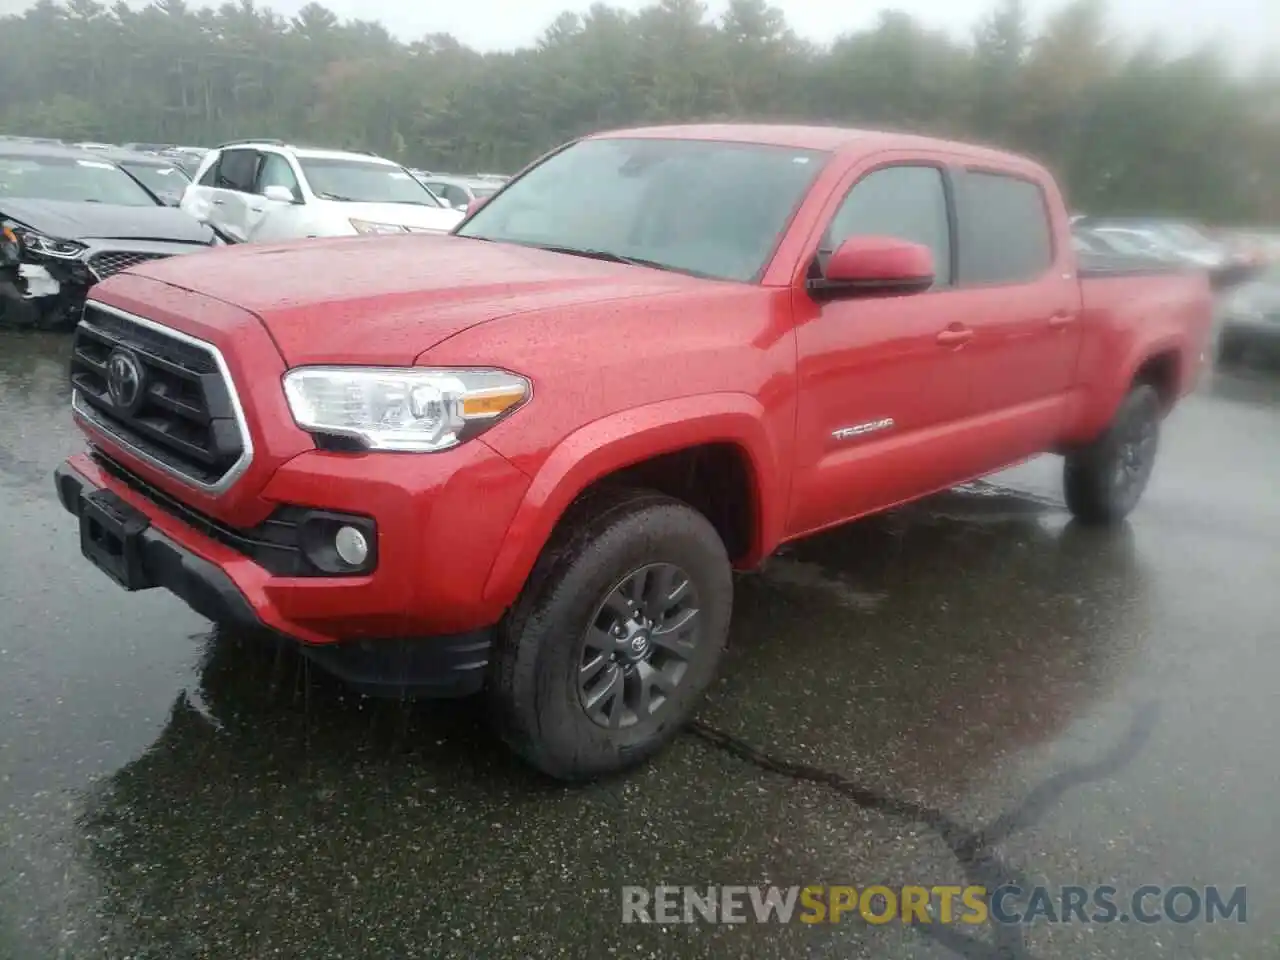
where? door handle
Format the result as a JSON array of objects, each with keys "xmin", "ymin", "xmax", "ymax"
[
  {"xmin": 936, "ymin": 326, "xmax": 974, "ymax": 347},
  {"xmin": 1048, "ymin": 312, "xmax": 1075, "ymax": 328},
  {"xmin": 210, "ymin": 198, "xmax": 225, "ymax": 206},
  {"xmin": 248, "ymin": 205, "xmax": 264, "ymax": 214}
]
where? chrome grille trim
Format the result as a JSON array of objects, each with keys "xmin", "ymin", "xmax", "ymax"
[{"xmin": 70, "ymin": 300, "xmax": 255, "ymax": 495}]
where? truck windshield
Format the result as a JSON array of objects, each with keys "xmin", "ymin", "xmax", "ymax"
[
  {"xmin": 299, "ymin": 157, "xmax": 444, "ymax": 206},
  {"xmin": 456, "ymin": 137, "xmax": 826, "ymax": 282},
  {"xmin": 0, "ymin": 154, "xmax": 158, "ymax": 206}
]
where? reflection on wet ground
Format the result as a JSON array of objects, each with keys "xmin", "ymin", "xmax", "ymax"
[{"xmin": 2, "ymin": 331, "xmax": 1278, "ymax": 959}]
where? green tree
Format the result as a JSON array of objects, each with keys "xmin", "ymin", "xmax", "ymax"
[{"xmin": 0, "ymin": 0, "xmax": 1274, "ymax": 221}]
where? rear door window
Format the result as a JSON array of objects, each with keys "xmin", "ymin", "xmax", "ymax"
[{"xmin": 954, "ymin": 171, "xmax": 1053, "ymax": 285}]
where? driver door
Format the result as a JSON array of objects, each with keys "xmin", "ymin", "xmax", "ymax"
[
  {"xmin": 787, "ymin": 159, "xmax": 973, "ymax": 536},
  {"xmin": 246, "ymin": 151, "xmax": 306, "ymax": 243}
]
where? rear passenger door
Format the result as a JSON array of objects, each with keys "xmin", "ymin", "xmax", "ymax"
[{"xmin": 945, "ymin": 167, "xmax": 1081, "ymax": 459}]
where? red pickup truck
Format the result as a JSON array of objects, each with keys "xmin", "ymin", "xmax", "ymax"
[{"xmin": 54, "ymin": 125, "xmax": 1212, "ymax": 779}]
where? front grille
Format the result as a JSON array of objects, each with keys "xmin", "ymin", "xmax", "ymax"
[
  {"xmin": 70, "ymin": 303, "xmax": 248, "ymax": 489},
  {"xmin": 86, "ymin": 251, "xmax": 173, "ymax": 281},
  {"xmin": 92, "ymin": 451, "xmax": 311, "ymax": 576}
]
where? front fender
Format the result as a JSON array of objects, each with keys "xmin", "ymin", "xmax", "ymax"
[{"xmin": 481, "ymin": 392, "xmax": 784, "ymax": 609}]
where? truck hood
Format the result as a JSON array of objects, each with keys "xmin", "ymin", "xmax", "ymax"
[
  {"xmin": 128, "ymin": 233, "xmax": 707, "ymax": 365},
  {"xmin": 0, "ymin": 197, "xmax": 215, "ymax": 244}
]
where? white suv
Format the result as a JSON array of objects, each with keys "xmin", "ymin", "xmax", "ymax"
[{"xmin": 181, "ymin": 141, "xmax": 464, "ymax": 243}]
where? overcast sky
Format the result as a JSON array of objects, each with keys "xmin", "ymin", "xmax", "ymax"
[{"xmin": 3, "ymin": 0, "xmax": 1277, "ymax": 66}]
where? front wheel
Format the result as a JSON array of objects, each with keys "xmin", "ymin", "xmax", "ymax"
[
  {"xmin": 1063, "ymin": 384, "xmax": 1162, "ymax": 526},
  {"xmin": 488, "ymin": 488, "xmax": 733, "ymax": 780}
]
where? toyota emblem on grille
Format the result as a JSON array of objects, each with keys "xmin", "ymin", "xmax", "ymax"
[{"xmin": 105, "ymin": 349, "xmax": 145, "ymax": 413}]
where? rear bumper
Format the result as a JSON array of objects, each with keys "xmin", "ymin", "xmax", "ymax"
[{"xmin": 54, "ymin": 457, "xmax": 506, "ymax": 698}]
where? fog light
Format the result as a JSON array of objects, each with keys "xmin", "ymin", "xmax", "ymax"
[{"xmin": 334, "ymin": 525, "xmax": 369, "ymax": 567}]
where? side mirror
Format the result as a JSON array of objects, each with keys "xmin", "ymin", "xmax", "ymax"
[
  {"xmin": 810, "ymin": 235, "xmax": 935, "ymax": 300},
  {"xmin": 466, "ymin": 196, "xmax": 489, "ymax": 216},
  {"xmin": 263, "ymin": 184, "xmax": 298, "ymax": 204}
]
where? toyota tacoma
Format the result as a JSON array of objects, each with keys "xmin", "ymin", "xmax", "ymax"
[{"xmin": 54, "ymin": 125, "xmax": 1213, "ymax": 779}]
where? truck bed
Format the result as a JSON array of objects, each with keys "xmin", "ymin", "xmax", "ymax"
[{"xmin": 1077, "ymin": 251, "xmax": 1199, "ymax": 279}]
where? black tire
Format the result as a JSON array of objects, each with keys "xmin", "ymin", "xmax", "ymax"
[
  {"xmin": 1063, "ymin": 384, "xmax": 1162, "ymax": 526},
  {"xmin": 488, "ymin": 487, "xmax": 733, "ymax": 780}
]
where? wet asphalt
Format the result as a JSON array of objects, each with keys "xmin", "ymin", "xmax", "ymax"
[{"xmin": 2, "ymin": 330, "xmax": 1279, "ymax": 960}]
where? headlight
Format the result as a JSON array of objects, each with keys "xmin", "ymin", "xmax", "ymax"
[
  {"xmin": 1, "ymin": 224, "xmax": 20, "ymax": 265},
  {"xmin": 283, "ymin": 366, "xmax": 531, "ymax": 452},
  {"xmin": 349, "ymin": 218, "xmax": 410, "ymax": 235},
  {"xmin": 16, "ymin": 229, "xmax": 87, "ymax": 259}
]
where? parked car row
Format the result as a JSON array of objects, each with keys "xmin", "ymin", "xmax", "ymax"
[
  {"xmin": 409, "ymin": 171, "xmax": 509, "ymax": 210},
  {"xmin": 1218, "ymin": 263, "xmax": 1280, "ymax": 366},
  {"xmin": 1, "ymin": 136, "xmax": 469, "ymax": 328},
  {"xmin": 6, "ymin": 136, "xmax": 214, "ymax": 177},
  {"xmin": 1071, "ymin": 215, "xmax": 1267, "ymax": 288}
]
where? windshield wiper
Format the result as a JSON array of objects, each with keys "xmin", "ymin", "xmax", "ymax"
[
  {"xmin": 314, "ymin": 191, "xmax": 359, "ymax": 202},
  {"xmin": 529, "ymin": 244, "xmax": 672, "ymax": 271}
]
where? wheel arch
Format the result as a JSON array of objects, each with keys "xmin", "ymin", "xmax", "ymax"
[
  {"xmin": 1130, "ymin": 347, "xmax": 1182, "ymax": 411},
  {"xmin": 481, "ymin": 394, "xmax": 784, "ymax": 610}
]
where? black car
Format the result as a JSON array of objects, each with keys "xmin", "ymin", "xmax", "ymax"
[
  {"xmin": 0, "ymin": 143, "xmax": 219, "ymax": 330},
  {"xmin": 1218, "ymin": 265, "xmax": 1280, "ymax": 367}
]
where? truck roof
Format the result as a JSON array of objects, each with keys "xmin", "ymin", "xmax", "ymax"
[{"xmin": 588, "ymin": 123, "xmax": 1034, "ymax": 167}]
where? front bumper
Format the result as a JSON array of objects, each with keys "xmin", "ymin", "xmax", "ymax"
[{"xmin": 54, "ymin": 440, "xmax": 531, "ymax": 697}]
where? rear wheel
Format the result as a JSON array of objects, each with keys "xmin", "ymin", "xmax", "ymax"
[
  {"xmin": 488, "ymin": 488, "xmax": 732, "ymax": 780},
  {"xmin": 1064, "ymin": 384, "xmax": 1162, "ymax": 526}
]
